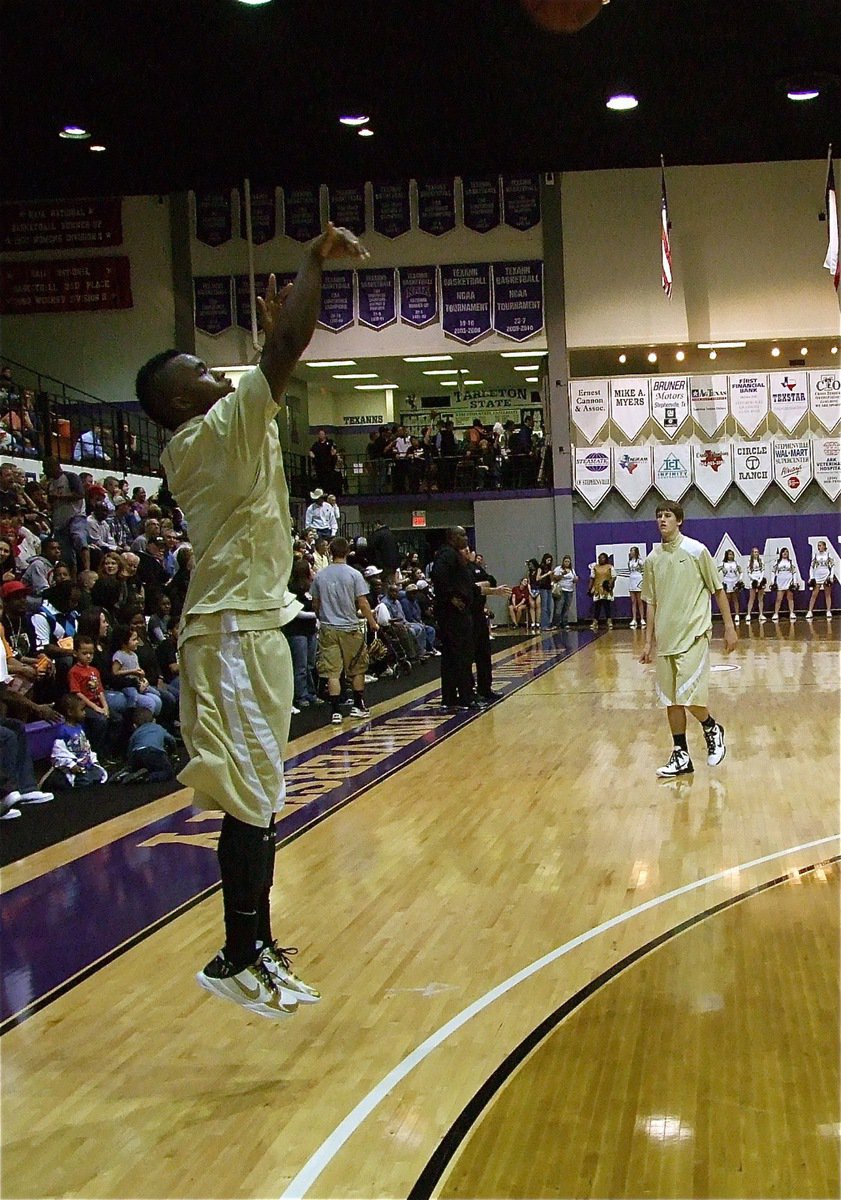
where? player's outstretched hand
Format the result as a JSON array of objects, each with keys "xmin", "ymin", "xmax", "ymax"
[
  {"xmin": 256, "ymin": 274, "xmax": 294, "ymax": 341},
  {"xmin": 314, "ymin": 221, "xmax": 369, "ymax": 262}
]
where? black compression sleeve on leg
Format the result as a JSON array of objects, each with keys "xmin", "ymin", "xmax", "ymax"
[
  {"xmin": 217, "ymin": 812, "xmax": 269, "ymax": 971},
  {"xmin": 256, "ymin": 815, "xmax": 276, "ymax": 948}
]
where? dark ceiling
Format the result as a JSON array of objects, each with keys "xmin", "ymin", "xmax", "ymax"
[{"xmin": 1, "ymin": 0, "xmax": 839, "ymax": 202}]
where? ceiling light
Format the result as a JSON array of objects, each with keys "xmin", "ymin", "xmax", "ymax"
[
  {"xmin": 59, "ymin": 125, "xmax": 91, "ymax": 140},
  {"xmin": 355, "ymin": 383, "xmax": 397, "ymax": 390},
  {"xmin": 306, "ymin": 360, "xmax": 356, "ymax": 368},
  {"xmin": 787, "ymin": 88, "xmax": 820, "ymax": 101},
  {"xmin": 697, "ymin": 341, "xmax": 746, "ymax": 349},
  {"xmin": 513, "ymin": 364, "xmax": 540, "ymax": 372},
  {"xmin": 647, "ymin": 351, "xmax": 657, "ymax": 363},
  {"xmin": 525, "ymin": 377, "xmax": 539, "ymax": 383},
  {"xmin": 709, "ymin": 350, "xmax": 718, "ymax": 360},
  {"xmin": 423, "ymin": 368, "xmax": 461, "ymax": 375},
  {"xmin": 358, "ymin": 128, "xmax": 374, "ymax": 138},
  {"xmin": 771, "ymin": 346, "xmax": 781, "ymax": 357},
  {"xmin": 832, "ymin": 346, "xmax": 838, "ymax": 355},
  {"xmin": 89, "ymin": 144, "xmax": 106, "ymax": 153},
  {"xmin": 459, "ymin": 369, "xmax": 470, "ymax": 374},
  {"xmin": 403, "ymin": 355, "xmax": 452, "ymax": 363},
  {"xmin": 618, "ymin": 353, "xmax": 627, "ymax": 364},
  {"xmin": 333, "ymin": 373, "xmax": 378, "ymax": 379},
  {"xmin": 800, "ymin": 346, "xmax": 808, "ymax": 355},
  {"xmin": 237, "ymin": 0, "xmax": 273, "ymax": 5},
  {"xmin": 675, "ymin": 350, "xmax": 685, "ymax": 362},
  {"xmin": 463, "ymin": 380, "xmax": 483, "ymax": 385},
  {"xmin": 500, "ymin": 350, "xmax": 548, "ymax": 358},
  {"xmin": 606, "ymin": 93, "xmax": 638, "ymax": 111},
  {"xmin": 339, "ymin": 114, "xmax": 370, "ymax": 126},
  {"xmin": 440, "ymin": 380, "xmax": 459, "ymax": 387}
]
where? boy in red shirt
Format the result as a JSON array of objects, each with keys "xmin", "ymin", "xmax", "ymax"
[{"xmin": 67, "ymin": 634, "xmax": 117, "ymax": 756}]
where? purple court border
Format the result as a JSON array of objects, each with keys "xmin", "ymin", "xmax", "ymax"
[{"xmin": 0, "ymin": 630, "xmax": 597, "ymax": 1031}]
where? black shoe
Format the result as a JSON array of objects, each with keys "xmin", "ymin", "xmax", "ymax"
[{"xmin": 477, "ymin": 690, "xmax": 503, "ymax": 702}]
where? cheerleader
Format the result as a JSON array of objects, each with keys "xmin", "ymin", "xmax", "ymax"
[
  {"xmin": 806, "ymin": 540, "xmax": 835, "ymax": 620},
  {"xmin": 744, "ymin": 547, "xmax": 767, "ymax": 622},
  {"xmin": 771, "ymin": 548, "xmax": 798, "ymax": 621},
  {"xmin": 627, "ymin": 546, "xmax": 646, "ymax": 629},
  {"xmin": 719, "ymin": 549, "xmax": 743, "ymax": 625},
  {"xmin": 526, "ymin": 557, "xmax": 541, "ymax": 630}
]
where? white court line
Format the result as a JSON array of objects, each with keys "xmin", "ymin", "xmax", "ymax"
[{"xmin": 280, "ymin": 833, "xmax": 840, "ymax": 1200}]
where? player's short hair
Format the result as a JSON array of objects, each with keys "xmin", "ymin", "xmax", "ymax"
[
  {"xmin": 655, "ymin": 502, "xmax": 684, "ymax": 524},
  {"xmin": 135, "ymin": 350, "xmax": 181, "ymax": 429},
  {"xmin": 329, "ymin": 537, "xmax": 349, "ymax": 559}
]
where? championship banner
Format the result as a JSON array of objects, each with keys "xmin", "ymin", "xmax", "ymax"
[
  {"xmin": 492, "ymin": 260, "xmax": 544, "ymax": 341},
  {"xmin": 569, "ymin": 379, "xmax": 609, "ymax": 442},
  {"xmin": 240, "ymin": 187, "xmax": 276, "ymax": 244},
  {"xmin": 653, "ymin": 443, "xmax": 693, "ymax": 502},
  {"xmin": 440, "ymin": 262, "xmax": 492, "ymax": 344},
  {"xmin": 328, "ymin": 185, "xmax": 365, "ymax": 235},
  {"xmin": 574, "ymin": 447, "xmax": 611, "ymax": 509},
  {"xmin": 733, "ymin": 440, "xmax": 773, "ymax": 504},
  {"xmin": 692, "ymin": 443, "xmax": 733, "ymax": 506},
  {"xmin": 0, "ymin": 197, "xmax": 123, "ymax": 252},
  {"xmin": 729, "ymin": 374, "xmax": 769, "ymax": 437},
  {"xmin": 0, "ymin": 256, "xmax": 133, "ymax": 315},
  {"xmin": 609, "ymin": 377, "xmax": 650, "ymax": 440},
  {"xmin": 282, "ymin": 186, "xmax": 321, "ymax": 243},
  {"xmin": 462, "ymin": 176, "xmax": 500, "ymax": 233},
  {"xmin": 399, "ymin": 266, "xmax": 438, "ymax": 328},
  {"xmin": 502, "ymin": 176, "xmax": 541, "ymax": 231},
  {"xmin": 808, "ymin": 369, "xmax": 841, "ymax": 432},
  {"xmin": 613, "ymin": 446, "xmax": 653, "ymax": 509},
  {"xmin": 813, "ymin": 437, "xmax": 841, "ymax": 501},
  {"xmin": 416, "ymin": 179, "xmax": 456, "ymax": 236},
  {"xmin": 317, "ymin": 270, "xmax": 354, "ymax": 332},
  {"xmin": 372, "ymin": 182, "xmax": 411, "ymax": 239},
  {"xmin": 769, "ymin": 371, "xmax": 808, "ymax": 434},
  {"xmin": 772, "ymin": 439, "xmax": 813, "ymax": 501},
  {"xmin": 650, "ymin": 376, "xmax": 690, "ymax": 438},
  {"xmin": 193, "ymin": 275, "xmax": 233, "ymax": 335},
  {"xmin": 690, "ymin": 375, "xmax": 729, "ymax": 438},
  {"xmin": 357, "ymin": 267, "xmax": 397, "ymax": 331},
  {"xmin": 194, "ymin": 191, "xmax": 233, "ymax": 247},
  {"xmin": 234, "ymin": 273, "xmax": 270, "ymax": 331}
]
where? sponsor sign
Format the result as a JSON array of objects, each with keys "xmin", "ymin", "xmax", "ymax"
[
  {"xmin": 808, "ymin": 369, "xmax": 841, "ymax": 432},
  {"xmin": 492, "ymin": 260, "xmax": 544, "ymax": 341},
  {"xmin": 0, "ymin": 197, "xmax": 123, "ymax": 252},
  {"xmin": 690, "ymin": 375, "xmax": 729, "ymax": 438},
  {"xmin": 502, "ymin": 175, "xmax": 541, "ymax": 231},
  {"xmin": 356, "ymin": 267, "xmax": 397, "ymax": 330},
  {"xmin": 813, "ymin": 437, "xmax": 841, "ymax": 502},
  {"xmin": 650, "ymin": 376, "xmax": 690, "ymax": 438},
  {"xmin": 416, "ymin": 179, "xmax": 456, "ymax": 236},
  {"xmin": 729, "ymin": 374, "xmax": 769, "ymax": 437},
  {"xmin": 733, "ymin": 440, "xmax": 773, "ymax": 504},
  {"xmin": 1, "ymin": 257, "xmax": 133, "ymax": 315},
  {"xmin": 573, "ymin": 448, "xmax": 611, "ymax": 509},
  {"xmin": 371, "ymin": 181, "xmax": 411, "ymax": 239},
  {"xmin": 612, "ymin": 446, "xmax": 652, "ymax": 508},
  {"xmin": 194, "ymin": 191, "xmax": 233, "ymax": 247},
  {"xmin": 398, "ymin": 266, "xmax": 438, "ymax": 328},
  {"xmin": 440, "ymin": 262, "xmax": 492, "ymax": 344},
  {"xmin": 317, "ymin": 270, "xmax": 354, "ymax": 332},
  {"xmin": 772, "ymin": 439, "xmax": 813, "ymax": 501},
  {"xmin": 692, "ymin": 443, "xmax": 733, "ymax": 506},
  {"xmin": 193, "ymin": 275, "xmax": 233, "ymax": 335},
  {"xmin": 462, "ymin": 176, "xmax": 500, "ymax": 233},
  {"xmin": 569, "ymin": 379, "xmax": 609, "ymax": 442},
  {"xmin": 283, "ymin": 185, "xmax": 322, "ymax": 243},
  {"xmin": 328, "ymin": 185, "xmax": 366, "ymax": 235},
  {"xmin": 653, "ymin": 443, "xmax": 693, "ymax": 502},
  {"xmin": 769, "ymin": 371, "xmax": 809, "ymax": 433},
  {"xmin": 609, "ymin": 377, "xmax": 650, "ymax": 440}
]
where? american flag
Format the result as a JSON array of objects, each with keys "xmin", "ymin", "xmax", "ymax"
[
  {"xmin": 660, "ymin": 159, "xmax": 673, "ymax": 298},
  {"xmin": 824, "ymin": 149, "xmax": 839, "ymax": 291}
]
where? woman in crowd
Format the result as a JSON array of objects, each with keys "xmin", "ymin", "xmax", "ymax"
[
  {"xmin": 589, "ymin": 553, "xmax": 616, "ymax": 631},
  {"xmin": 0, "ymin": 536, "xmax": 19, "ymax": 582},
  {"xmin": 744, "ymin": 547, "xmax": 767, "ymax": 622},
  {"xmin": 771, "ymin": 548, "xmax": 798, "ymax": 622},
  {"xmin": 526, "ymin": 558, "xmax": 541, "ymax": 630},
  {"xmin": 508, "ymin": 576, "xmax": 530, "ymax": 630},
  {"xmin": 627, "ymin": 546, "xmax": 645, "ymax": 629},
  {"xmin": 164, "ymin": 545, "xmax": 193, "ymax": 621},
  {"xmin": 719, "ymin": 549, "xmax": 743, "ymax": 625},
  {"xmin": 90, "ymin": 551, "xmax": 127, "ymax": 612},
  {"xmin": 806, "ymin": 540, "xmax": 835, "ymax": 620},
  {"xmin": 534, "ymin": 553, "xmax": 555, "ymax": 630},
  {"xmin": 551, "ymin": 555, "xmax": 578, "ymax": 629},
  {"xmin": 284, "ymin": 558, "xmax": 320, "ymax": 709}
]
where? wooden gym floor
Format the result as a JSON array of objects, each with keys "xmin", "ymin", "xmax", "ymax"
[{"xmin": 1, "ymin": 621, "xmax": 838, "ymax": 1200}]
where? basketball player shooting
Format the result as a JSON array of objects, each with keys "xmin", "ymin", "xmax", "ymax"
[{"xmin": 135, "ymin": 224, "xmax": 369, "ymax": 1019}]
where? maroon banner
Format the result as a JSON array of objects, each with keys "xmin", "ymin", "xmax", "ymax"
[
  {"xmin": 0, "ymin": 198, "xmax": 123, "ymax": 253},
  {"xmin": 0, "ymin": 257, "xmax": 132, "ymax": 315},
  {"xmin": 194, "ymin": 191, "xmax": 233, "ymax": 246}
]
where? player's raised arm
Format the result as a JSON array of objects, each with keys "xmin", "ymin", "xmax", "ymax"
[{"xmin": 258, "ymin": 224, "xmax": 369, "ymax": 403}]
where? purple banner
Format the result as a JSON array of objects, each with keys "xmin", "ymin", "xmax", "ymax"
[
  {"xmin": 372, "ymin": 181, "xmax": 411, "ymax": 239},
  {"xmin": 283, "ymin": 185, "xmax": 321, "ymax": 243},
  {"xmin": 462, "ymin": 176, "xmax": 501, "ymax": 234},
  {"xmin": 234, "ymin": 273, "xmax": 270, "ymax": 331},
  {"xmin": 502, "ymin": 175, "xmax": 541, "ymax": 231},
  {"xmin": 318, "ymin": 269, "xmax": 354, "ymax": 332},
  {"xmin": 193, "ymin": 276, "xmax": 233, "ymax": 335},
  {"xmin": 194, "ymin": 191, "xmax": 233, "ymax": 247},
  {"xmin": 416, "ymin": 178, "xmax": 456, "ymax": 236},
  {"xmin": 440, "ymin": 262, "xmax": 492, "ymax": 345},
  {"xmin": 399, "ymin": 266, "xmax": 438, "ymax": 328},
  {"xmin": 357, "ymin": 267, "xmax": 397, "ymax": 330},
  {"xmin": 492, "ymin": 260, "xmax": 544, "ymax": 341},
  {"xmin": 328, "ymin": 185, "xmax": 366, "ymax": 235},
  {"xmin": 239, "ymin": 186, "xmax": 276, "ymax": 244}
]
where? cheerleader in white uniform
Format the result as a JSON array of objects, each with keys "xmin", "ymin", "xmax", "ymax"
[
  {"xmin": 771, "ymin": 548, "xmax": 798, "ymax": 621},
  {"xmin": 806, "ymin": 540, "xmax": 835, "ymax": 620},
  {"xmin": 719, "ymin": 549, "xmax": 743, "ymax": 625},
  {"xmin": 627, "ymin": 546, "xmax": 646, "ymax": 629},
  {"xmin": 744, "ymin": 547, "xmax": 767, "ymax": 622}
]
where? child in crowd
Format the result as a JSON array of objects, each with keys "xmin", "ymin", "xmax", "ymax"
[
  {"xmin": 627, "ymin": 547, "xmax": 645, "ymax": 629},
  {"xmin": 110, "ymin": 624, "xmax": 162, "ymax": 715},
  {"xmin": 551, "ymin": 556, "xmax": 578, "ymax": 629},
  {"xmin": 771, "ymin": 549, "xmax": 798, "ymax": 622},
  {"xmin": 719, "ymin": 549, "xmax": 743, "ymax": 625},
  {"xmin": 806, "ymin": 540, "xmax": 835, "ymax": 620},
  {"xmin": 123, "ymin": 708, "xmax": 177, "ymax": 782},
  {"xmin": 146, "ymin": 593, "xmax": 173, "ymax": 644},
  {"xmin": 745, "ymin": 548, "xmax": 767, "ymax": 622},
  {"xmin": 66, "ymin": 634, "xmax": 119, "ymax": 755},
  {"xmin": 508, "ymin": 576, "xmax": 530, "ymax": 629},
  {"xmin": 50, "ymin": 693, "xmax": 108, "ymax": 787}
]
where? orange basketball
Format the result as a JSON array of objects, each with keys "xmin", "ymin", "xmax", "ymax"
[{"xmin": 519, "ymin": 0, "xmax": 605, "ymax": 33}]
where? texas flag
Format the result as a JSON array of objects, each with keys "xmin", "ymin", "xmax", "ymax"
[{"xmin": 825, "ymin": 152, "xmax": 839, "ymax": 291}]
